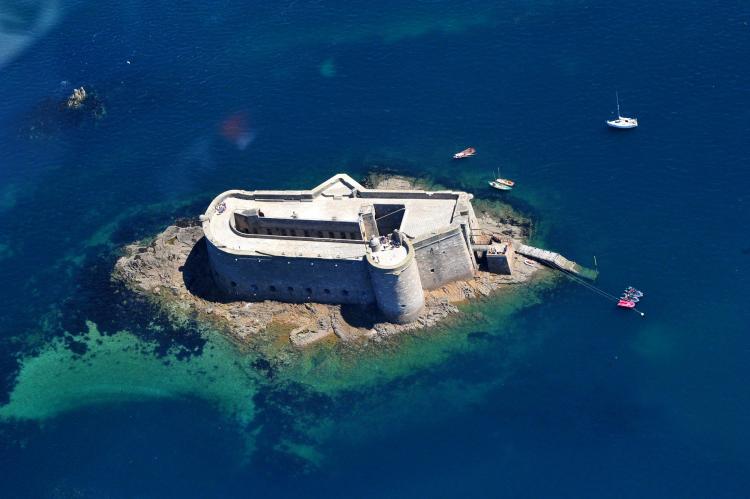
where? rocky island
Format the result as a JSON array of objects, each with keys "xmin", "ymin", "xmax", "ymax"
[
  {"xmin": 113, "ymin": 174, "xmax": 565, "ymax": 349},
  {"xmin": 23, "ymin": 84, "xmax": 106, "ymax": 140}
]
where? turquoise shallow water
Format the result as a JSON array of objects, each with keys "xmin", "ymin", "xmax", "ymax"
[{"xmin": 0, "ymin": 1, "xmax": 749, "ymax": 497}]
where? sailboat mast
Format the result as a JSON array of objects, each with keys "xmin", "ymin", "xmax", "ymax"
[{"xmin": 616, "ymin": 91, "xmax": 621, "ymax": 117}]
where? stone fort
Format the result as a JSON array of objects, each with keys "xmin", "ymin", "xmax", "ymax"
[{"xmin": 200, "ymin": 174, "xmax": 512, "ymax": 323}]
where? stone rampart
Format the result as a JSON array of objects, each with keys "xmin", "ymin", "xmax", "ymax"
[
  {"xmin": 233, "ymin": 211, "xmax": 363, "ymax": 240},
  {"xmin": 206, "ymin": 240, "xmax": 375, "ymax": 305},
  {"xmin": 413, "ymin": 226, "xmax": 475, "ymax": 290}
]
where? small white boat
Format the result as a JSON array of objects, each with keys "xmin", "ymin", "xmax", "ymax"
[
  {"xmin": 606, "ymin": 92, "xmax": 638, "ymax": 129},
  {"xmin": 488, "ymin": 167, "xmax": 514, "ymax": 191},
  {"xmin": 489, "ymin": 179, "xmax": 514, "ymax": 191},
  {"xmin": 607, "ymin": 116, "xmax": 638, "ymax": 129},
  {"xmin": 453, "ymin": 147, "xmax": 476, "ymax": 159}
]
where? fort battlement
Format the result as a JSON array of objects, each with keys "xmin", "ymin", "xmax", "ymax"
[{"xmin": 200, "ymin": 174, "xmax": 482, "ymax": 322}]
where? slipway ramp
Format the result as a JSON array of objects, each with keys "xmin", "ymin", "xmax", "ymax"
[{"xmin": 516, "ymin": 244, "xmax": 598, "ymax": 281}]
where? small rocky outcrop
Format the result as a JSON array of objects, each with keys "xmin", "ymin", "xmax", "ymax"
[
  {"xmin": 23, "ymin": 84, "xmax": 106, "ymax": 139},
  {"xmin": 66, "ymin": 87, "xmax": 87, "ymax": 109}
]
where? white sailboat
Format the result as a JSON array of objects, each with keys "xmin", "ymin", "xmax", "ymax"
[
  {"xmin": 489, "ymin": 166, "xmax": 514, "ymax": 191},
  {"xmin": 606, "ymin": 92, "xmax": 638, "ymax": 129}
]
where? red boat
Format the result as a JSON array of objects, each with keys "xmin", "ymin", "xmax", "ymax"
[
  {"xmin": 617, "ymin": 299, "xmax": 636, "ymax": 309},
  {"xmin": 453, "ymin": 147, "xmax": 476, "ymax": 159}
]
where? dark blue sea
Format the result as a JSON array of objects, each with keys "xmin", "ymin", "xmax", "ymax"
[{"xmin": 1, "ymin": 1, "xmax": 749, "ymax": 497}]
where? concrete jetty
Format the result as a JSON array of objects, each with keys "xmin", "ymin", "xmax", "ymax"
[{"xmin": 515, "ymin": 244, "xmax": 598, "ymax": 280}]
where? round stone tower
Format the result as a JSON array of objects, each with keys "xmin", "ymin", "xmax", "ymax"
[{"xmin": 366, "ymin": 238, "xmax": 424, "ymax": 323}]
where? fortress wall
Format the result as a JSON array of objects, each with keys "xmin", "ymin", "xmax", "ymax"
[
  {"xmin": 366, "ymin": 240, "xmax": 424, "ymax": 323},
  {"xmin": 413, "ymin": 226, "xmax": 475, "ymax": 290},
  {"xmin": 206, "ymin": 241, "xmax": 374, "ymax": 305},
  {"xmin": 233, "ymin": 212, "xmax": 362, "ymax": 240},
  {"xmin": 209, "ymin": 187, "xmax": 459, "ymax": 205},
  {"xmin": 359, "ymin": 191, "xmax": 458, "ymax": 200}
]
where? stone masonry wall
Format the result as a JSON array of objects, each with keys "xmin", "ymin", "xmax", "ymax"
[
  {"xmin": 206, "ymin": 240, "xmax": 375, "ymax": 305},
  {"xmin": 413, "ymin": 226, "xmax": 475, "ymax": 290},
  {"xmin": 366, "ymin": 241, "xmax": 425, "ymax": 323}
]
